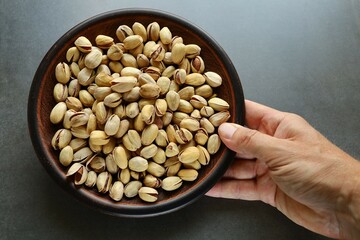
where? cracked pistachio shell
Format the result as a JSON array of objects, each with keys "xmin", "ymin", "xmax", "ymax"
[
  {"xmin": 179, "ymin": 58, "xmax": 191, "ymax": 74},
  {"xmin": 190, "ymin": 95, "xmax": 207, "ymax": 109},
  {"xmin": 141, "ymin": 104, "xmax": 155, "ymax": 124},
  {"xmin": 89, "ymin": 130, "xmax": 110, "ymax": 146},
  {"xmin": 195, "ymin": 128, "xmax": 209, "ymax": 145},
  {"xmin": 178, "ymin": 169, "xmax": 199, "ymax": 181},
  {"xmin": 69, "ymin": 111, "xmax": 89, "ymax": 128},
  {"xmin": 104, "ymin": 114, "xmax": 120, "ymax": 136},
  {"xmin": 165, "ymin": 142, "xmax": 179, "ymax": 158},
  {"xmin": 150, "ymin": 44, "xmax": 165, "ymax": 61},
  {"xmin": 165, "ymin": 90, "xmax": 180, "ymax": 111},
  {"xmin": 123, "ymin": 35, "xmax": 143, "ymax": 50},
  {"xmin": 74, "ymin": 36, "xmax": 92, "ymax": 53},
  {"xmin": 53, "ymin": 83, "xmax": 68, "ymax": 102},
  {"xmin": 161, "ymin": 65, "xmax": 175, "ymax": 78},
  {"xmin": 114, "ymin": 119, "xmax": 129, "ymax": 138},
  {"xmin": 191, "ymin": 56, "xmax": 205, "ymax": 73},
  {"xmin": 107, "ymin": 44, "xmax": 123, "ymax": 61},
  {"xmin": 157, "ymin": 76, "xmax": 171, "ymax": 95},
  {"xmin": 208, "ymin": 97, "xmax": 230, "ymax": 111},
  {"xmin": 96, "ymin": 171, "xmax": 112, "ymax": 193},
  {"xmin": 113, "ymin": 145, "xmax": 128, "ymax": 170},
  {"xmin": 140, "ymin": 144, "xmax": 158, "ymax": 159},
  {"xmin": 93, "ymin": 87, "xmax": 112, "ymax": 101},
  {"xmin": 178, "ymin": 99, "xmax": 194, "ymax": 114},
  {"xmin": 141, "ymin": 124, "xmax": 159, "ymax": 146},
  {"xmin": 209, "ymin": 111, "xmax": 231, "ymax": 127},
  {"xmin": 66, "ymin": 46, "xmax": 80, "ymax": 62},
  {"xmin": 144, "ymin": 66, "xmax": 161, "ymax": 80},
  {"xmin": 86, "ymin": 113, "xmax": 97, "ymax": 133},
  {"xmin": 143, "ymin": 41, "xmax": 156, "ymax": 58},
  {"xmin": 69, "ymin": 138, "xmax": 87, "ymax": 152},
  {"xmin": 138, "ymin": 73, "xmax": 156, "ymax": 86},
  {"xmin": 120, "ymin": 53, "xmax": 138, "ymax": 68},
  {"xmin": 153, "ymin": 148, "xmax": 166, "ymax": 164},
  {"xmin": 118, "ymin": 168, "xmax": 131, "ymax": 185},
  {"xmin": 85, "ymin": 171, "xmax": 97, "ymax": 187},
  {"xmin": 155, "ymin": 129, "xmax": 169, "ymax": 147},
  {"xmin": 110, "ymin": 76, "xmax": 137, "ymax": 93},
  {"xmin": 139, "ymin": 187, "xmax": 158, "ymax": 202},
  {"xmin": 66, "ymin": 163, "xmax": 88, "ymax": 185},
  {"xmin": 204, "ymin": 71, "xmax": 222, "ymax": 87},
  {"xmin": 123, "ymin": 86, "xmax": 140, "ymax": 103},
  {"xmin": 185, "ymin": 44, "xmax": 201, "ymax": 58},
  {"xmin": 143, "ymin": 174, "xmax": 162, "ymax": 188},
  {"xmin": 78, "ymin": 67, "xmax": 95, "ymax": 86},
  {"xmin": 147, "ymin": 161, "xmax": 166, "ymax": 178},
  {"xmin": 73, "ymin": 147, "xmax": 93, "ymax": 163},
  {"xmin": 65, "ymin": 97, "xmax": 83, "ymax": 111},
  {"xmin": 79, "ymin": 90, "xmax": 94, "ymax": 107},
  {"xmin": 68, "ymin": 79, "xmax": 80, "ymax": 97},
  {"xmin": 164, "ymin": 157, "xmax": 182, "ymax": 176},
  {"xmin": 155, "ymin": 99, "xmax": 167, "ymax": 117},
  {"xmin": 104, "ymin": 92, "xmax": 122, "ymax": 108},
  {"xmin": 59, "ymin": 145, "xmax": 73, "ymax": 166},
  {"xmin": 86, "ymin": 155, "xmax": 106, "ymax": 173},
  {"xmin": 200, "ymin": 106, "xmax": 215, "ymax": 117},
  {"xmin": 197, "ymin": 145, "xmax": 211, "ymax": 165},
  {"xmin": 109, "ymin": 181, "xmax": 124, "ymax": 201},
  {"xmin": 50, "ymin": 102, "xmax": 67, "ymax": 124},
  {"xmin": 55, "ymin": 62, "xmax": 71, "ymax": 84},
  {"xmin": 190, "ymin": 109, "xmax": 202, "ymax": 120},
  {"xmin": 136, "ymin": 54, "xmax": 150, "ymax": 68},
  {"xmin": 95, "ymin": 35, "xmax": 114, "ymax": 49},
  {"xmin": 116, "ymin": 25, "xmax": 134, "ymax": 42},
  {"xmin": 125, "ymin": 102, "xmax": 140, "ymax": 119},
  {"xmin": 132, "ymin": 22, "xmax": 147, "ymax": 42},
  {"xmin": 169, "ymin": 36, "xmax": 183, "ymax": 50},
  {"xmin": 95, "ymin": 72, "xmax": 113, "ymax": 87},
  {"xmin": 159, "ymin": 27, "xmax": 172, "ymax": 44},
  {"xmin": 185, "ymin": 73, "xmax": 205, "ymax": 86},
  {"xmin": 171, "ymin": 43, "xmax": 186, "ymax": 64},
  {"xmin": 207, "ymin": 134, "xmax": 221, "ymax": 155},
  {"xmin": 124, "ymin": 180, "xmax": 142, "ymax": 198},
  {"xmin": 174, "ymin": 68, "xmax": 186, "ymax": 85},
  {"xmin": 97, "ymin": 64, "xmax": 111, "ymax": 75},
  {"xmin": 139, "ymin": 83, "xmax": 161, "ymax": 99},
  {"xmin": 178, "ymin": 86, "xmax": 195, "ymax": 101},
  {"xmin": 147, "ymin": 22, "xmax": 160, "ymax": 41},
  {"xmin": 172, "ymin": 112, "xmax": 189, "ymax": 125},
  {"xmin": 129, "ymin": 156, "xmax": 148, "ymax": 172},
  {"xmin": 122, "ymin": 130, "xmax": 141, "ymax": 151},
  {"xmin": 174, "ymin": 128, "xmax": 193, "ymax": 145},
  {"xmin": 178, "ymin": 146, "xmax": 200, "ymax": 164},
  {"xmin": 200, "ymin": 117, "xmax": 215, "ymax": 134},
  {"xmin": 84, "ymin": 50, "xmax": 102, "ymax": 69},
  {"xmin": 71, "ymin": 126, "xmax": 90, "ymax": 139},
  {"xmin": 161, "ymin": 176, "xmax": 183, "ymax": 191}
]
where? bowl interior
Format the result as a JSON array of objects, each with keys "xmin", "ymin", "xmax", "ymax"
[{"xmin": 29, "ymin": 9, "xmax": 244, "ymax": 217}]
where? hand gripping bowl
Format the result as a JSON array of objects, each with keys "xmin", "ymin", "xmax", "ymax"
[{"xmin": 28, "ymin": 9, "xmax": 245, "ymax": 217}]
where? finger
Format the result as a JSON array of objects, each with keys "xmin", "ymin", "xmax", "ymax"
[
  {"xmin": 218, "ymin": 123, "xmax": 284, "ymax": 160},
  {"xmin": 223, "ymin": 158, "xmax": 268, "ymax": 180},
  {"xmin": 205, "ymin": 179, "xmax": 260, "ymax": 201}
]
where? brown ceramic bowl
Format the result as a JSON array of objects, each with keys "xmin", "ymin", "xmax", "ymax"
[{"xmin": 28, "ymin": 9, "xmax": 245, "ymax": 217}]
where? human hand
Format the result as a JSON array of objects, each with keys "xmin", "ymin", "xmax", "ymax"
[{"xmin": 206, "ymin": 100, "xmax": 360, "ymax": 239}]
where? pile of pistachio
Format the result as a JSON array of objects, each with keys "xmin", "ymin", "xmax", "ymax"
[{"xmin": 50, "ymin": 21, "xmax": 231, "ymax": 203}]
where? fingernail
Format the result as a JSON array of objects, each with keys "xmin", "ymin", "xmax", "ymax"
[{"xmin": 219, "ymin": 123, "xmax": 237, "ymax": 140}]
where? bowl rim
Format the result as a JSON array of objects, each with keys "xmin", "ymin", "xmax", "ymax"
[{"xmin": 27, "ymin": 8, "xmax": 245, "ymax": 217}]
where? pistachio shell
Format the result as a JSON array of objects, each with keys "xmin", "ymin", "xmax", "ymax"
[
  {"xmin": 161, "ymin": 176, "xmax": 182, "ymax": 191},
  {"xmin": 138, "ymin": 187, "xmax": 158, "ymax": 202}
]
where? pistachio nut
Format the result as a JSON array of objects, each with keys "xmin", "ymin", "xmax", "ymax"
[
  {"xmin": 200, "ymin": 117, "xmax": 215, "ymax": 134},
  {"xmin": 106, "ymin": 44, "xmax": 123, "ymax": 61},
  {"xmin": 84, "ymin": 49, "xmax": 102, "ymax": 69},
  {"xmin": 147, "ymin": 22, "xmax": 160, "ymax": 41},
  {"xmin": 209, "ymin": 111, "xmax": 231, "ymax": 127},
  {"xmin": 59, "ymin": 145, "xmax": 73, "ymax": 166},
  {"xmin": 71, "ymin": 126, "xmax": 90, "ymax": 139},
  {"xmin": 73, "ymin": 147, "xmax": 93, "ymax": 163},
  {"xmin": 185, "ymin": 73, "xmax": 205, "ymax": 86},
  {"xmin": 178, "ymin": 169, "xmax": 198, "ymax": 181},
  {"xmin": 53, "ymin": 83, "xmax": 68, "ymax": 102},
  {"xmin": 116, "ymin": 25, "xmax": 134, "ymax": 42},
  {"xmin": 95, "ymin": 34, "xmax": 114, "ymax": 49},
  {"xmin": 182, "ymin": 160, "xmax": 202, "ymax": 170},
  {"xmin": 179, "ymin": 58, "xmax": 191, "ymax": 74},
  {"xmin": 172, "ymin": 112, "xmax": 190, "ymax": 125},
  {"xmin": 191, "ymin": 56, "xmax": 205, "ymax": 73},
  {"xmin": 208, "ymin": 97, "xmax": 230, "ymax": 111},
  {"xmin": 157, "ymin": 77, "xmax": 171, "ymax": 95},
  {"xmin": 66, "ymin": 163, "xmax": 88, "ymax": 185},
  {"xmin": 66, "ymin": 46, "xmax": 80, "ymax": 62},
  {"xmin": 103, "ymin": 137, "xmax": 116, "ymax": 155},
  {"xmin": 50, "ymin": 102, "xmax": 67, "ymax": 124},
  {"xmin": 104, "ymin": 92, "xmax": 122, "ymax": 108},
  {"xmin": 68, "ymin": 79, "xmax": 80, "ymax": 97},
  {"xmin": 122, "ymin": 130, "xmax": 141, "ymax": 151},
  {"xmin": 195, "ymin": 84, "xmax": 213, "ymax": 99},
  {"xmin": 129, "ymin": 156, "xmax": 148, "ymax": 172},
  {"xmin": 109, "ymin": 181, "xmax": 124, "ymax": 201},
  {"xmin": 74, "ymin": 36, "xmax": 92, "ymax": 53},
  {"xmin": 144, "ymin": 66, "xmax": 161, "ymax": 80},
  {"xmin": 85, "ymin": 171, "xmax": 97, "ymax": 187},
  {"xmin": 164, "ymin": 157, "xmax": 182, "ymax": 176},
  {"xmin": 134, "ymin": 114, "xmax": 145, "ymax": 132},
  {"xmin": 125, "ymin": 102, "xmax": 140, "ymax": 119},
  {"xmin": 152, "ymin": 148, "xmax": 166, "ymax": 164},
  {"xmin": 70, "ymin": 62, "xmax": 80, "ymax": 78},
  {"xmin": 55, "ymin": 62, "xmax": 71, "ymax": 84},
  {"xmin": 93, "ymin": 87, "xmax": 112, "ymax": 101},
  {"xmin": 96, "ymin": 171, "xmax": 112, "ymax": 193},
  {"xmin": 138, "ymin": 187, "xmax": 158, "ymax": 202},
  {"xmin": 141, "ymin": 124, "xmax": 159, "ymax": 146},
  {"xmin": 77, "ymin": 90, "xmax": 94, "ymax": 108},
  {"xmin": 52, "ymin": 129, "xmax": 72, "ymax": 150},
  {"xmin": 141, "ymin": 104, "xmax": 155, "ymax": 124},
  {"xmin": 178, "ymin": 86, "xmax": 195, "ymax": 101},
  {"xmin": 171, "ymin": 43, "xmax": 186, "ymax": 64},
  {"xmin": 120, "ymin": 53, "xmax": 138, "ymax": 68},
  {"xmin": 207, "ymin": 133, "xmax": 221, "ymax": 155},
  {"xmin": 163, "ymin": 52, "xmax": 173, "ymax": 65},
  {"xmin": 110, "ymin": 76, "xmax": 137, "ymax": 93},
  {"xmin": 104, "ymin": 114, "xmax": 120, "ymax": 136},
  {"xmin": 114, "ymin": 119, "xmax": 129, "ymax": 138},
  {"xmin": 161, "ymin": 65, "xmax": 175, "ymax": 78},
  {"xmin": 174, "ymin": 127, "xmax": 193, "ymax": 144},
  {"xmin": 143, "ymin": 41, "xmax": 156, "ymax": 58},
  {"xmin": 109, "ymin": 61, "xmax": 123, "ymax": 73},
  {"xmin": 169, "ymin": 36, "xmax": 183, "ymax": 50},
  {"xmin": 194, "ymin": 128, "xmax": 209, "ymax": 145},
  {"xmin": 69, "ymin": 138, "xmax": 87, "ymax": 152},
  {"xmin": 113, "ymin": 146, "xmax": 128, "ymax": 170},
  {"xmin": 118, "ymin": 168, "xmax": 131, "ymax": 185},
  {"xmin": 204, "ymin": 71, "xmax": 222, "ymax": 87},
  {"xmin": 124, "ymin": 180, "xmax": 142, "ymax": 198},
  {"xmin": 123, "ymin": 35, "xmax": 143, "ymax": 50},
  {"xmin": 161, "ymin": 111, "xmax": 173, "ymax": 127},
  {"xmin": 69, "ymin": 111, "xmax": 89, "ymax": 128},
  {"xmin": 78, "ymin": 67, "xmax": 95, "ymax": 86},
  {"xmin": 97, "ymin": 64, "xmax": 111, "ymax": 76},
  {"xmin": 185, "ymin": 44, "xmax": 201, "ymax": 58},
  {"xmin": 143, "ymin": 174, "xmax": 162, "ymax": 188},
  {"xmin": 150, "ymin": 44, "xmax": 165, "ymax": 61},
  {"xmin": 140, "ymin": 144, "xmax": 158, "ymax": 159},
  {"xmin": 89, "ymin": 140, "xmax": 102, "ymax": 153},
  {"xmin": 200, "ymin": 106, "xmax": 215, "ymax": 117},
  {"xmin": 161, "ymin": 176, "xmax": 183, "ymax": 191},
  {"xmin": 165, "ymin": 90, "xmax": 180, "ymax": 111},
  {"xmin": 139, "ymin": 83, "xmax": 161, "ymax": 99},
  {"xmin": 178, "ymin": 146, "xmax": 200, "ymax": 164},
  {"xmin": 190, "ymin": 95, "xmax": 207, "ymax": 109},
  {"xmin": 154, "ymin": 99, "xmax": 167, "ymax": 117},
  {"xmin": 89, "ymin": 130, "xmax": 110, "ymax": 145},
  {"xmin": 132, "ymin": 22, "xmax": 147, "ymax": 42},
  {"xmin": 165, "ymin": 142, "xmax": 179, "ymax": 157},
  {"xmin": 95, "ymin": 101, "xmax": 108, "ymax": 124},
  {"xmin": 86, "ymin": 155, "xmax": 106, "ymax": 173},
  {"xmin": 122, "ymin": 87, "xmax": 140, "ymax": 103},
  {"xmin": 104, "ymin": 153, "xmax": 118, "ymax": 175},
  {"xmin": 86, "ymin": 113, "xmax": 97, "ymax": 133},
  {"xmin": 138, "ymin": 73, "xmax": 156, "ymax": 86},
  {"xmin": 197, "ymin": 145, "xmax": 211, "ymax": 165},
  {"xmin": 190, "ymin": 109, "xmax": 202, "ymax": 120},
  {"xmin": 136, "ymin": 54, "xmax": 150, "ymax": 68},
  {"xmin": 154, "ymin": 129, "xmax": 168, "ymax": 147},
  {"xmin": 166, "ymin": 124, "xmax": 177, "ymax": 143}
]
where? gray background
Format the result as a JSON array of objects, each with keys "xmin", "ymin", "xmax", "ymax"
[{"xmin": 1, "ymin": 0, "xmax": 360, "ymax": 239}]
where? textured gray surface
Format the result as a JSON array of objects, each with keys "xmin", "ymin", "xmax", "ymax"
[{"xmin": 1, "ymin": 0, "xmax": 360, "ymax": 239}]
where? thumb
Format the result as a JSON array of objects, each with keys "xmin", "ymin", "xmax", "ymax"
[{"xmin": 218, "ymin": 123, "xmax": 283, "ymax": 160}]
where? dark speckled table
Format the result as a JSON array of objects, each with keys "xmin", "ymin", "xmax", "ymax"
[{"xmin": 1, "ymin": 0, "xmax": 359, "ymax": 239}]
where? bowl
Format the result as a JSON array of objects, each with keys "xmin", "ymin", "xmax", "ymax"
[{"xmin": 28, "ymin": 8, "xmax": 245, "ymax": 217}]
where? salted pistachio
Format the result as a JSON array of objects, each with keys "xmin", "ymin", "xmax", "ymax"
[
  {"xmin": 172, "ymin": 112, "xmax": 190, "ymax": 125},
  {"xmin": 104, "ymin": 92, "xmax": 122, "ymax": 108},
  {"xmin": 55, "ymin": 62, "xmax": 71, "ymax": 84},
  {"xmin": 200, "ymin": 117, "xmax": 215, "ymax": 134},
  {"xmin": 86, "ymin": 155, "xmax": 106, "ymax": 173},
  {"xmin": 124, "ymin": 180, "xmax": 142, "ymax": 198},
  {"xmin": 138, "ymin": 187, "xmax": 158, "ymax": 202},
  {"xmin": 171, "ymin": 43, "xmax": 186, "ymax": 64},
  {"xmin": 96, "ymin": 171, "xmax": 112, "ymax": 193},
  {"xmin": 177, "ymin": 99, "xmax": 194, "ymax": 114},
  {"xmin": 113, "ymin": 145, "xmax": 128, "ymax": 170},
  {"xmin": 155, "ymin": 129, "xmax": 169, "ymax": 147},
  {"xmin": 136, "ymin": 54, "xmax": 150, "ymax": 68},
  {"xmin": 97, "ymin": 64, "xmax": 111, "ymax": 75},
  {"xmin": 68, "ymin": 79, "xmax": 80, "ymax": 97},
  {"xmin": 162, "ymin": 111, "xmax": 173, "ymax": 127},
  {"xmin": 143, "ymin": 174, "xmax": 162, "ymax": 188},
  {"xmin": 178, "ymin": 86, "xmax": 195, "ymax": 101},
  {"xmin": 79, "ymin": 90, "xmax": 95, "ymax": 107},
  {"xmin": 208, "ymin": 97, "xmax": 230, "ymax": 111},
  {"xmin": 165, "ymin": 142, "xmax": 179, "ymax": 157},
  {"xmin": 204, "ymin": 71, "xmax": 222, "ymax": 87},
  {"xmin": 78, "ymin": 54, "xmax": 85, "ymax": 69},
  {"xmin": 71, "ymin": 126, "xmax": 90, "ymax": 139},
  {"xmin": 207, "ymin": 133, "xmax": 221, "ymax": 155},
  {"xmin": 122, "ymin": 87, "xmax": 140, "ymax": 102},
  {"xmin": 157, "ymin": 77, "xmax": 171, "ymax": 95},
  {"xmin": 59, "ymin": 145, "xmax": 73, "ymax": 166},
  {"xmin": 69, "ymin": 111, "xmax": 89, "ymax": 128},
  {"xmin": 141, "ymin": 124, "xmax": 159, "ymax": 146},
  {"xmin": 184, "ymin": 44, "xmax": 201, "ymax": 58},
  {"xmin": 149, "ymin": 44, "xmax": 165, "ymax": 61},
  {"xmin": 85, "ymin": 171, "xmax": 97, "ymax": 187},
  {"xmin": 174, "ymin": 127, "xmax": 193, "ymax": 145},
  {"xmin": 182, "ymin": 160, "xmax": 202, "ymax": 170},
  {"xmin": 138, "ymin": 73, "xmax": 156, "ymax": 86},
  {"xmin": 94, "ymin": 72, "xmax": 112, "ymax": 87},
  {"xmin": 140, "ymin": 144, "xmax": 158, "ymax": 159},
  {"xmin": 104, "ymin": 154, "xmax": 118, "ymax": 174},
  {"xmin": 164, "ymin": 157, "xmax": 182, "ymax": 176},
  {"xmin": 179, "ymin": 146, "xmax": 200, "ymax": 164},
  {"xmin": 128, "ymin": 156, "xmax": 148, "ymax": 172},
  {"xmin": 118, "ymin": 168, "xmax": 131, "ymax": 185},
  {"xmin": 66, "ymin": 163, "xmax": 88, "ymax": 185},
  {"xmin": 197, "ymin": 145, "xmax": 211, "ymax": 165},
  {"xmin": 141, "ymin": 104, "xmax": 155, "ymax": 124},
  {"xmin": 161, "ymin": 65, "xmax": 175, "ymax": 79},
  {"xmin": 185, "ymin": 73, "xmax": 205, "ymax": 86},
  {"xmin": 122, "ymin": 130, "xmax": 141, "ymax": 151},
  {"xmin": 116, "ymin": 25, "xmax": 134, "ymax": 42},
  {"xmin": 190, "ymin": 95, "xmax": 207, "ymax": 109},
  {"xmin": 103, "ymin": 137, "xmax": 116, "ymax": 155},
  {"xmin": 89, "ymin": 140, "xmax": 102, "ymax": 153},
  {"xmin": 120, "ymin": 53, "xmax": 138, "ymax": 68},
  {"xmin": 94, "ymin": 34, "xmax": 113, "ymax": 49},
  {"xmin": 72, "ymin": 147, "xmax": 92, "ymax": 163},
  {"xmin": 139, "ymin": 83, "xmax": 161, "ymax": 99},
  {"xmin": 109, "ymin": 61, "xmax": 123, "ymax": 73},
  {"xmin": 134, "ymin": 114, "xmax": 145, "ymax": 132},
  {"xmin": 178, "ymin": 169, "xmax": 198, "ymax": 181},
  {"xmin": 89, "ymin": 130, "xmax": 110, "ymax": 146},
  {"xmin": 195, "ymin": 85, "xmax": 212, "ymax": 99},
  {"xmin": 144, "ymin": 66, "xmax": 161, "ymax": 80},
  {"xmin": 124, "ymin": 102, "xmax": 139, "ymax": 119},
  {"xmin": 74, "ymin": 36, "xmax": 92, "ymax": 53},
  {"xmin": 194, "ymin": 128, "xmax": 209, "ymax": 145},
  {"xmin": 169, "ymin": 36, "xmax": 183, "ymax": 50},
  {"xmin": 154, "ymin": 99, "xmax": 167, "ymax": 117},
  {"xmin": 111, "ymin": 76, "xmax": 137, "ymax": 93},
  {"xmin": 84, "ymin": 49, "xmax": 102, "ymax": 69},
  {"xmin": 93, "ymin": 87, "xmax": 112, "ymax": 101},
  {"xmin": 70, "ymin": 62, "xmax": 80, "ymax": 78},
  {"xmin": 109, "ymin": 181, "xmax": 124, "ymax": 201},
  {"xmin": 161, "ymin": 176, "xmax": 183, "ymax": 191},
  {"xmin": 132, "ymin": 22, "xmax": 147, "ymax": 42},
  {"xmin": 123, "ymin": 35, "xmax": 143, "ymax": 50},
  {"xmin": 209, "ymin": 111, "xmax": 231, "ymax": 127},
  {"xmin": 190, "ymin": 109, "xmax": 202, "ymax": 120},
  {"xmin": 179, "ymin": 58, "xmax": 191, "ymax": 74},
  {"xmin": 146, "ymin": 161, "xmax": 165, "ymax": 178},
  {"xmin": 107, "ymin": 44, "xmax": 123, "ymax": 61},
  {"xmin": 152, "ymin": 148, "xmax": 166, "ymax": 164},
  {"xmin": 165, "ymin": 90, "xmax": 180, "ymax": 111},
  {"xmin": 78, "ymin": 67, "xmax": 95, "ymax": 86},
  {"xmin": 143, "ymin": 41, "xmax": 156, "ymax": 58},
  {"xmin": 66, "ymin": 46, "xmax": 80, "ymax": 62},
  {"xmin": 147, "ymin": 22, "xmax": 160, "ymax": 41},
  {"xmin": 191, "ymin": 56, "xmax": 205, "ymax": 73},
  {"xmin": 95, "ymin": 101, "xmax": 108, "ymax": 124},
  {"xmin": 50, "ymin": 102, "xmax": 67, "ymax": 124},
  {"xmin": 69, "ymin": 138, "xmax": 87, "ymax": 152},
  {"xmin": 200, "ymin": 106, "xmax": 215, "ymax": 117},
  {"xmin": 53, "ymin": 83, "xmax": 68, "ymax": 102},
  {"xmin": 166, "ymin": 124, "xmax": 177, "ymax": 143},
  {"xmin": 163, "ymin": 52, "xmax": 173, "ymax": 65},
  {"xmin": 104, "ymin": 114, "xmax": 120, "ymax": 136},
  {"xmin": 114, "ymin": 119, "xmax": 129, "ymax": 138},
  {"xmin": 86, "ymin": 113, "xmax": 97, "ymax": 133}
]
